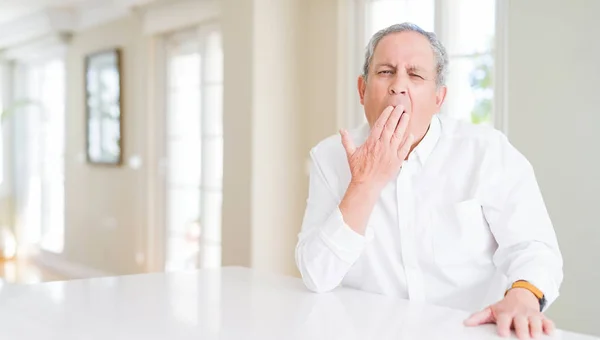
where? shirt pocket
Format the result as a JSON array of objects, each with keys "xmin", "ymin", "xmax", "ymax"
[{"xmin": 430, "ymin": 198, "xmax": 493, "ymax": 266}]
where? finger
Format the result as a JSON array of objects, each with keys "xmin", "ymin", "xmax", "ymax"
[
  {"xmin": 399, "ymin": 125, "xmax": 411, "ymax": 145},
  {"xmin": 514, "ymin": 316, "xmax": 530, "ymax": 340},
  {"xmin": 496, "ymin": 313, "xmax": 513, "ymax": 338},
  {"xmin": 340, "ymin": 129, "xmax": 356, "ymax": 158},
  {"xmin": 397, "ymin": 134, "xmax": 414, "ymax": 161},
  {"xmin": 370, "ymin": 106, "xmax": 395, "ymax": 140},
  {"xmin": 542, "ymin": 318, "xmax": 555, "ymax": 336},
  {"xmin": 464, "ymin": 307, "xmax": 493, "ymax": 326},
  {"xmin": 393, "ymin": 112, "xmax": 411, "ymax": 145},
  {"xmin": 529, "ymin": 316, "xmax": 543, "ymax": 339},
  {"xmin": 381, "ymin": 106, "xmax": 403, "ymax": 142}
]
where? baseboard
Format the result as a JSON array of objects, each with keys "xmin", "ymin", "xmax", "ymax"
[{"xmin": 32, "ymin": 251, "xmax": 114, "ymax": 280}]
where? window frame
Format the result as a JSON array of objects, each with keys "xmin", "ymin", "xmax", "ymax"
[{"xmin": 149, "ymin": 21, "xmax": 223, "ymax": 272}]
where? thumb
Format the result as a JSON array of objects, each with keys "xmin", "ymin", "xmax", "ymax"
[
  {"xmin": 463, "ymin": 307, "xmax": 494, "ymax": 327},
  {"xmin": 340, "ymin": 129, "xmax": 356, "ymax": 158}
]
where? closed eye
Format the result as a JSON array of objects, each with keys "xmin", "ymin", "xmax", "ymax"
[
  {"xmin": 378, "ymin": 70, "xmax": 394, "ymax": 75},
  {"xmin": 410, "ymin": 73, "xmax": 424, "ymax": 79}
]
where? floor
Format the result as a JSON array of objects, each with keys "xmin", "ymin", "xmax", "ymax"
[{"xmin": 0, "ymin": 258, "xmax": 65, "ymax": 284}]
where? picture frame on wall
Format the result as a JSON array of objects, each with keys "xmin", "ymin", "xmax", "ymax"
[{"xmin": 84, "ymin": 48, "xmax": 123, "ymax": 166}]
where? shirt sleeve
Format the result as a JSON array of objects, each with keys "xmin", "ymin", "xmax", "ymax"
[
  {"xmin": 482, "ymin": 132, "xmax": 564, "ymax": 311},
  {"xmin": 295, "ymin": 149, "xmax": 374, "ymax": 293}
]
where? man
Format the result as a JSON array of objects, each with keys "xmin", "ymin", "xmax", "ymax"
[{"xmin": 295, "ymin": 23, "xmax": 563, "ymax": 340}]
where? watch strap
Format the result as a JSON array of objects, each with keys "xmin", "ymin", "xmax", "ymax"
[{"xmin": 507, "ymin": 280, "xmax": 546, "ymax": 312}]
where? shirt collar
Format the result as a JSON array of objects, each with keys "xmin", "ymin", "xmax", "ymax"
[{"xmin": 411, "ymin": 114, "xmax": 441, "ymax": 165}]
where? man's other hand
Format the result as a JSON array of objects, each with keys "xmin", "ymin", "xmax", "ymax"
[{"xmin": 464, "ymin": 288, "xmax": 555, "ymax": 339}]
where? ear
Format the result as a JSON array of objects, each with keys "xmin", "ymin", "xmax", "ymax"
[
  {"xmin": 358, "ymin": 76, "xmax": 366, "ymax": 105},
  {"xmin": 435, "ymin": 85, "xmax": 447, "ymax": 109}
]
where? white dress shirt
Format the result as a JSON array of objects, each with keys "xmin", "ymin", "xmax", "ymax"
[{"xmin": 295, "ymin": 114, "xmax": 563, "ymax": 312}]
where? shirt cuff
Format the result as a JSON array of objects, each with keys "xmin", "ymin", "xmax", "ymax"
[{"xmin": 319, "ymin": 207, "xmax": 374, "ymax": 264}]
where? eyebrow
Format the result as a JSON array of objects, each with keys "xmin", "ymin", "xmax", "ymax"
[
  {"xmin": 374, "ymin": 63, "xmax": 396, "ymax": 69},
  {"xmin": 406, "ymin": 64, "xmax": 426, "ymax": 73}
]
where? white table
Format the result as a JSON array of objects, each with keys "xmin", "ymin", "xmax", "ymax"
[{"xmin": 0, "ymin": 267, "xmax": 595, "ymax": 340}]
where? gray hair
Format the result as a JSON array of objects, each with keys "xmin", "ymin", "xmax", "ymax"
[{"xmin": 362, "ymin": 22, "xmax": 448, "ymax": 87}]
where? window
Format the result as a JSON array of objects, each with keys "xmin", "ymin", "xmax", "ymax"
[
  {"xmin": 441, "ymin": 0, "xmax": 495, "ymax": 125},
  {"xmin": 360, "ymin": 0, "xmax": 497, "ymax": 126},
  {"xmin": 163, "ymin": 26, "xmax": 223, "ymax": 271},
  {"xmin": 14, "ymin": 59, "xmax": 65, "ymax": 253},
  {"xmin": 0, "ymin": 64, "xmax": 4, "ymax": 185}
]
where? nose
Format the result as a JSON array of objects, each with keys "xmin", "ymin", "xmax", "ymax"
[
  {"xmin": 389, "ymin": 77, "xmax": 408, "ymax": 96},
  {"xmin": 389, "ymin": 87, "xmax": 407, "ymax": 95}
]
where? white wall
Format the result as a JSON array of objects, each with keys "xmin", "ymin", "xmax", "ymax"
[
  {"xmin": 221, "ymin": 0, "xmax": 307, "ymax": 277},
  {"xmin": 220, "ymin": 0, "xmax": 253, "ymax": 269},
  {"xmin": 220, "ymin": 0, "xmax": 355, "ymax": 277},
  {"xmin": 251, "ymin": 0, "xmax": 304, "ymax": 275},
  {"xmin": 0, "ymin": 63, "xmax": 14, "ymax": 230},
  {"xmin": 64, "ymin": 15, "xmax": 150, "ymax": 275},
  {"xmin": 299, "ymin": 0, "xmax": 349, "ymax": 149},
  {"xmin": 506, "ymin": 0, "xmax": 600, "ymax": 336}
]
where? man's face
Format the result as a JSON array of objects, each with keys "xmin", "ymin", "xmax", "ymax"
[{"xmin": 358, "ymin": 31, "xmax": 446, "ymax": 143}]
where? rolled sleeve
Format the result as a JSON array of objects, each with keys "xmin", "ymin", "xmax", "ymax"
[
  {"xmin": 484, "ymin": 132, "xmax": 563, "ymax": 310},
  {"xmin": 320, "ymin": 207, "xmax": 374, "ymax": 264},
  {"xmin": 296, "ymin": 147, "xmax": 374, "ymax": 293}
]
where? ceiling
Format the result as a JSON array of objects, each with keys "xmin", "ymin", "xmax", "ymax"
[
  {"xmin": 0, "ymin": 0, "xmax": 158, "ymax": 25},
  {"xmin": 0, "ymin": 0, "xmax": 93, "ymax": 24},
  {"xmin": 0, "ymin": 0, "xmax": 161, "ymax": 51}
]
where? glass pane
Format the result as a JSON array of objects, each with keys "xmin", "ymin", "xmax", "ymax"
[
  {"xmin": 100, "ymin": 67, "xmax": 120, "ymax": 107},
  {"xmin": 168, "ymin": 88, "xmax": 201, "ymax": 137},
  {"xmin": 41, "ymin": 177, "xmax": 64, "ymax": 253},
  {"xmin": 41, "ymin": 60, "xmax": 66, "ymax": 119},
  {"xmin": 442, "ymin": 54, "xmax": 493, "ymax": 125},
  {"xmin": 87, "ymin": 68, "xmax": 99, "ymax": 95},
  {"xmin": 45, "ymin": 119, "xmax": 64, "ymax": 162},
  {"xmin": 167, "ymin": 31, "xmax": 200, "ymax": 56},
  {"xmin": 200, "ymin": 191, "xmax": 222, "ymax": 243},
  {"xmin": 101, "ymin": 118, "xmax": 121, "ymax": 161},
  {"xmin": 202, "ymin": 85, "xmax": 223, "ymax": 135},
  {"xmin": 444, "ymin": 0, "xmax": 495, "ymax": 55},
  {"xmin": 0, "ymin": 64, "xmax": 3, "ymax": 112},
  {"xmin": 167, "ymin": 187, "xmax": 201, "ymax": 237},
  {"xmin": 166, "ymin": 184, "xmax": 201, "ymax": 271},
  {"xmin": 201, "ymin": 136, "xmax": 222, "ymax": 189},
  {"xmin": 168, "ymin": 138, "xmax": 201, "ymax": 186},
  {"xmin": 0, "ymin": 66, "xmax": 2, "ymax": 184},
  {"xmin": 169, "ymin": 53, "xmax": 201, "ymax": 89},
  {"xmin": 205, "ymin": 31, "xmax": 223, "ymax": 83},
  {"xmin": 87, "ymin": 115, "xmax": 101, "ymax": 159},
  {"xmin": 366, "ymin": 0, "xmax": 435, "ymax": 41}
]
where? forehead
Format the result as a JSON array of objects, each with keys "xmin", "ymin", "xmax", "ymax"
[{"xmin": 372, "ymin": 31, "xmax": 436, "ymax": 69}]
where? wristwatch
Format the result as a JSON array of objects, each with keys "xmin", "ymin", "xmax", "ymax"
[{"xmin": 508, "ymin": 280, "xmax": 547, "ymax": 312}]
